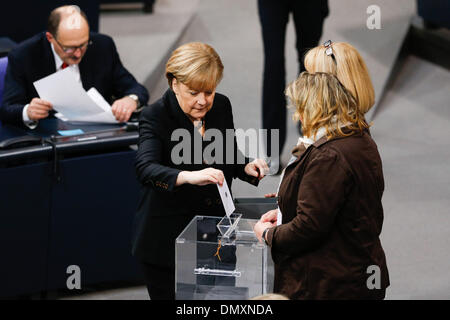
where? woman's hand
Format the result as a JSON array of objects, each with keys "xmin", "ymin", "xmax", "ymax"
[
  {"xmin": 245, "ymin": 159, "xmax": 269, "ymax": 180},
  {"xmin": 253, "ymin": 220, "xmax": 274, "ymax": 244},
  {"xmin": 260, "ymin": 209, "xmax": 278, "ymax": 224},
  {"xmin": 254, "ymin": 209, "xmax": 278, "ymax": 243},
  {"xmin": 176, "ymin": 168, "xmax": 225, "ymax": 186},
  {"xmin": 264, "ymin": 192, "xmax": 277, "ymax": 198}
]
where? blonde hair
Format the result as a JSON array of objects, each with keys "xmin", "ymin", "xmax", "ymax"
[
  {"xmin": 250, "ymin": 293, "xmax": 289, "ymax": 300},
  {"xmin": 286, "ymin": 72, "xmax": 369, "ymax": 140},
  {"xmin": 165, "ymin": 42, "xmax": 224, "ymax": 92},
  {"xmin": 304, "ymin": 42, "xmax": 375, "ymax": 114}
]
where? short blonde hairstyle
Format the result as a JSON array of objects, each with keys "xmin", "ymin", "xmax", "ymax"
[
  {"xmin": 304, "ymin": 42, "xmax": 375, "ymax": 114},
  {"xmin": 165, "ymin": 42, "xmax": 224, "ymax": 92},
  {"xmin": 286, "ymin": 72, "xmax": 369, "ymax": 140}
]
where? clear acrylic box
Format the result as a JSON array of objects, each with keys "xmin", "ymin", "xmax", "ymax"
[{"xmin": 175, "ymin": 215, "xmax": 274, "ymax": 300}]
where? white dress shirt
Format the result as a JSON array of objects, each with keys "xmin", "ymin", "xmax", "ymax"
[{"xmin": 23, "ymin": 43, "xmax": 81, "ymax": 128}]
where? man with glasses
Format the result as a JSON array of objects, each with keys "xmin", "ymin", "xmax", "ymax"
[{"xmin": 0, "ymin": 5, "xmax": 149, "ymax": 128}]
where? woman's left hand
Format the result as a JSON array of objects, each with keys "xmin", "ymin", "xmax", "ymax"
[{"xmin": 245, "ymin": 159, "xmax": 269, "ymax": 180}]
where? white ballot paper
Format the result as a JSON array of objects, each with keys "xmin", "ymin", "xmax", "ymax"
[
  {"xmin": 217, "ymin": 179, "xmax": 235, "ymax": 218},
  {"xmin": 33, "ymin": 68, "xmax": 118, "ymax": 123}
]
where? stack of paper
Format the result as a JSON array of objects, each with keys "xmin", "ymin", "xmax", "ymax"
[{"xmin": 33, "ymin": 68, "xmax": 118, "ymax": 123}]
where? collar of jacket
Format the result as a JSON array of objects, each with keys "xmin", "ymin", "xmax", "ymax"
[
  {"xmin": 290, "ymin": 134, "xmax": 328, "ymax": 159},
  {"xmin": 289, "ymin": 127, "xmax": 367, "ymax": 167},
  {"xmin": 162, "ymin": 88, "xmax": 218, "ymax": 133},
  {"xmin": 163, "ymin": 89, "xmax": 194, "ymax": 131},
  {"xmin": 310, "ymin": 126, "xmax": 367, "ymax": 149}
]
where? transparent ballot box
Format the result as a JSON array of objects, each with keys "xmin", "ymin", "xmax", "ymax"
[{"xmin": 175, "ymin": 214, "xmax": 274, "ymax": 300}]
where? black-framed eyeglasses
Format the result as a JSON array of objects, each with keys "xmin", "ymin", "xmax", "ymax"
[
  {"xmin": 323, "ymin": 40, "xmax": 337, "ymax": 64},
  {"xmin": 54, "ymin": 37, "xmax": 92, "ymax": 54}
]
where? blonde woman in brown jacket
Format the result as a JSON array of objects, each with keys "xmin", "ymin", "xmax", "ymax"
[{"xmin": 254, "ymin": 72, "xmax": 389, "ymax": 299}]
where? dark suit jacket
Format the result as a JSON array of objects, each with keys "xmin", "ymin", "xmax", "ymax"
[
  {"xmin": 132, "ymin": 89, "xmax": 259, "ymax": 267},
  {"xmin": 266, "ymin": 129, "xmax": 390, "ymax": 299},
  {"xmin": 0, "ymin": 32, "xmax": 149, "ymax": 126}
]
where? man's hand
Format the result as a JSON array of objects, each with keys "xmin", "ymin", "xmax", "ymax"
[
  {"xmin": 111, "ymin": 96, "xmax": 137, "ymax": 123},
  {"xmin": 27, "ymin": 98, "xmax": 53, "ymax": 121}
]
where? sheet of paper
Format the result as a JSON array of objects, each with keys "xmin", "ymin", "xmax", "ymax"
[
  {"xmin": 87, "ymin": 87, "xmax": 112, "ymax": 113},
  {"xmin": 217, "ymin": 179, "xmax": 235, "ymax": 218},
  {"xmin": 33, "ymin": 68, "xmax": 118, "ymax": 123},
  {"xmin": 82, "ymin": 87, "xmax": 117, "ymax": 123},
  {"xmin": 67, "ymin": 112, "xmax": 118, "ymax": 123}
]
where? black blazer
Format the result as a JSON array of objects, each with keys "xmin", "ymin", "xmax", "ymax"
[
  {"xmin": 132, "ymin": 89, "xmax": 259, "ymax": 266},
  {"xmin": 0, "ymin": 32, "xmax": 149, "ymax": 126}
]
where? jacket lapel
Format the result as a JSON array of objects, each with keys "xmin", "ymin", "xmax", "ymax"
[
  {"xmin": 165, "ymin": 89, "xmax": 195, "ymax": 132},
  {"xmin": 283, "ymin": 138, "xmax": 320, "ymax": 173},
  {"xmin": 41, "ymin": 33, "xmax": 56, "ymax": 76},
  {"xmin": 78, "ymin": 55, "xmax": 91, "ymax": 91},
  {"xmin": 78, "ymin": 33, "xmax": 96, "ymax": 90}
]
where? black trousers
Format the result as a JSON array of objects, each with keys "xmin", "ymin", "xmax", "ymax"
[
  {"xmin": 258, "ymin": 0, "xmax": 328, "ymax": 155},
  {"xmin": 139, "ymin": 262, "xmax": 175, "ymax": 300}
]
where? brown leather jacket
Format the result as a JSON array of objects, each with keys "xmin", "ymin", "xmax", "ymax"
[{"xmin": 266, "ymin": 129, "xmax": 390, "ymax": 299}]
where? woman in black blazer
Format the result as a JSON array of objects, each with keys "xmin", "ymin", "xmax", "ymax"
[{"xmin": 132, "ymin": 42, "xmax": 268, "ymax": 300}]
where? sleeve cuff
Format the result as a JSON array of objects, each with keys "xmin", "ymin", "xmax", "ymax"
[
  {"xmin": 241, "ymin": 172, "xmax": 260, "ymax": 186},
  {"xmin": 266, "ymin": 226, "xmax": 276, "ymax": 247},
  {"xmin": 22, "ymin": 104, "xmax": 38, "ymax": 129}
]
